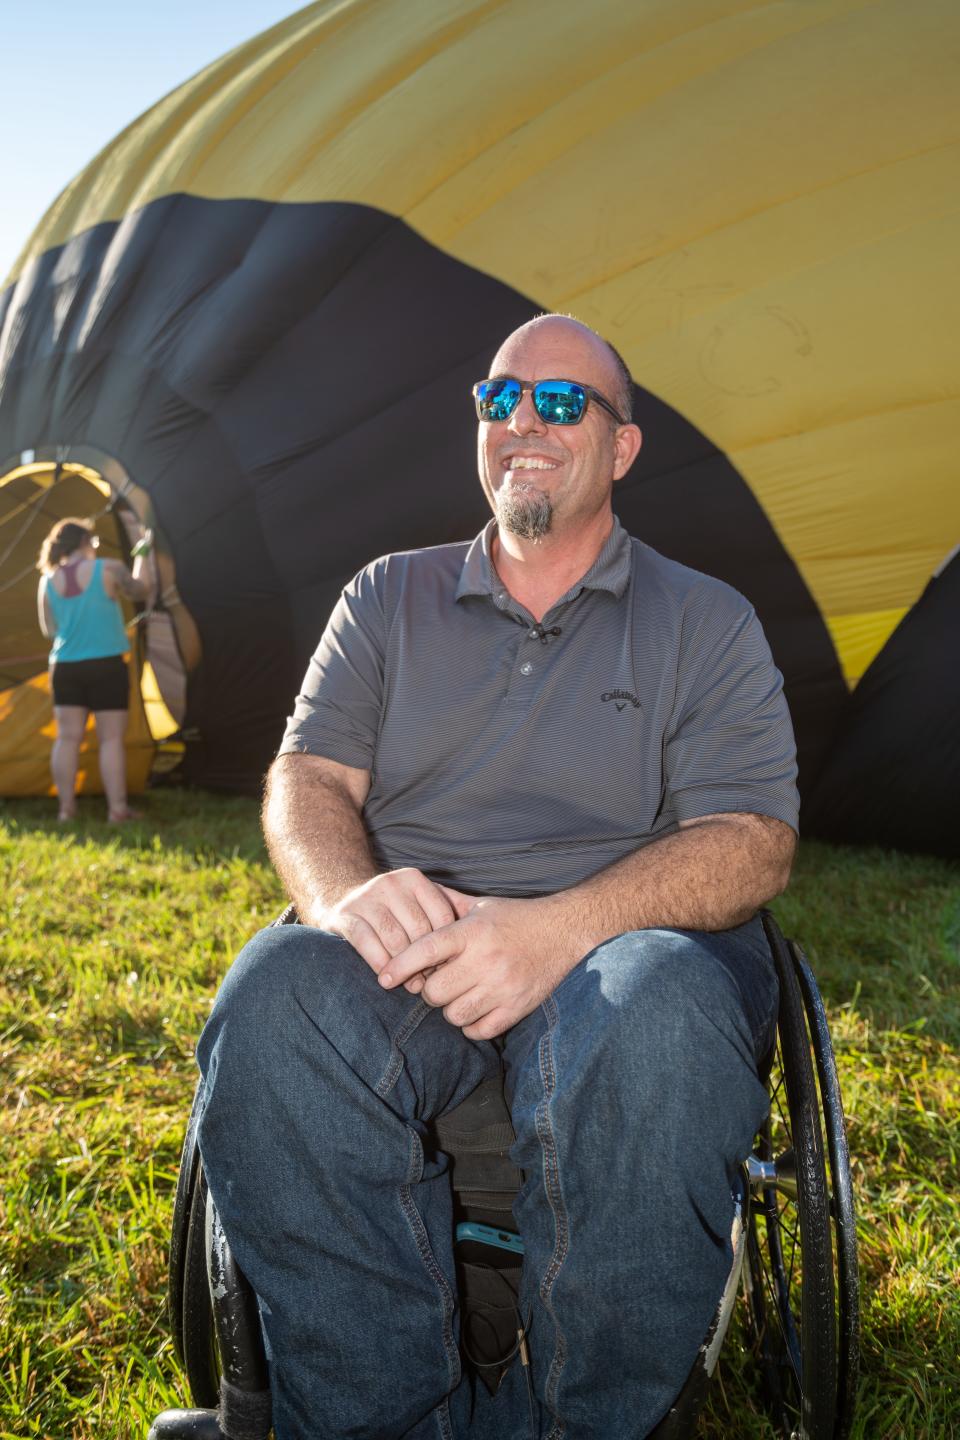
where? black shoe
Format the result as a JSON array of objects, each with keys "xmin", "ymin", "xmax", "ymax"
[{"xmin": 147, "ymin": 1410, "xmax": 228, "ymax": 1440}]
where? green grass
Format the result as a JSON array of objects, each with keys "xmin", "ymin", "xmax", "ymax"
[{"xmin": 0, "ymin": 791, "xmax": 957, "ymax": 1439}]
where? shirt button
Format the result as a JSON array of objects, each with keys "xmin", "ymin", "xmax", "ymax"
[
  {"xmin": 528, "ymin": 628, "xmax": 539, "ymax": 639},
  {"xmin": 520, "ymin": 661, "xmax": 534, "ymax": 676},
  {"xmin": 497, "ymin": 590, "xmax": 507, "ymax": 602}
]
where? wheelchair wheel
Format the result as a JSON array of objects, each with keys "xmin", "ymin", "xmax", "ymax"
[
  {"xmin": 181, "ymin": 1163, "xmax": 220, "ymax": 1407},
  {"xmin": 168, "ymin": 1079, "xmax": 220, "ymax": 1406},
  {"xmin": 792, "ymin": 943, "xmax": 860, "ymax": 1439},
  {"xmin": 745, "ymin": 920, "xmax": 858, "ymax": 1440},
  {"xmin": 168, "ymin": 1081, "xmax": 204, "ymax": 1367}
]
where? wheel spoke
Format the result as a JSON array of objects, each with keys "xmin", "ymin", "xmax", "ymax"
[
  {"xmin": 786, "ymin": 1221, "xmax": 799, "ymax": 1300},
  {"xmin": 777, "ymin": 1209, "xmax": 801, "ymax": 1253},
  {"xmin": 759, "ymin": 1249, "xmax": 803, "ymax": 1391}
]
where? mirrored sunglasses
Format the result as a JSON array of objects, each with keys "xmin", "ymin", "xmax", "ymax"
[{"xmin": 472, "ymin": 376, "xmax": 624, "ymax": 427}]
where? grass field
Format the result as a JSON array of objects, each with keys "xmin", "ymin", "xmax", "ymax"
[{"xmin": 1, "ymin": 790, "xmax": 957, "ymax": 1440}]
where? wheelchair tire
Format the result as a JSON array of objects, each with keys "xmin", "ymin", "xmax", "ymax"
[
  {"xmin": 181, "ymin": 1164, "xmax": 220, "ymax": 1409},
  {"xmin": 747, "ymin": 920, "xmax": 838, "ymax": 1439},
  {"xmin": 168, "ymin": 1081, "xmax": 205, "ymax": 1366},
  {"xmin": 792, "ymin": 943, "xmax": 860, "ymax": 1440}
]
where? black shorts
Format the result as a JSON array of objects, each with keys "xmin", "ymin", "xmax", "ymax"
[{"xmin": 51, "ymin": 655, "xmax": 129, "ymax": 711}]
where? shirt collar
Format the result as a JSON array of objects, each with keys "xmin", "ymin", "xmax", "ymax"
[{"xmin": 455, "ymin": 515, "xmax": 632, "ymax": 604}]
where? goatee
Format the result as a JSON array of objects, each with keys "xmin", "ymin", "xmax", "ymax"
[{"xmin": 495, "ymin": 483, "xmax": 553, "ymax": 541}]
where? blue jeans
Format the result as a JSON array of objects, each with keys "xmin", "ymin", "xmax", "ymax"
[{"xmin": 196, "ymin": 918, "xmax": 777, "ymax": 1439}]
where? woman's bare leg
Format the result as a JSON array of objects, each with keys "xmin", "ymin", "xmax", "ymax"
[
  {"xmin": 51, "ymin": 707, "xmax": 88, "ymax": 819},
  {"xmin": 94, "ymin": 710, "xmax": 138, "ymax": 820}
]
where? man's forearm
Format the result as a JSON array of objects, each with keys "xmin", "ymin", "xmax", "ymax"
[
  {"xmin": 262, "ymin": 755, "xmax": 377, "ymax": 925},
  {"xmin": 541, "ymin": 814, "xmax": 796, "ymax": 958}
]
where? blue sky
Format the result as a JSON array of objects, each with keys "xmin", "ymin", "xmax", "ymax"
[{"xmin": 0, "ymin": 1, "xmax": 306, "ymax": 284}]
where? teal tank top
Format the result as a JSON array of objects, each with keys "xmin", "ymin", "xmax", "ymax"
[{"xmin": 46, "ymin": 560, "xmax": 130, "ymax": 663}]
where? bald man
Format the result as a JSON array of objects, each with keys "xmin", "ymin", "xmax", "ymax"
[{"xmin": 196, "ymin": 315, "xmax": 799, "ymax": 1439}]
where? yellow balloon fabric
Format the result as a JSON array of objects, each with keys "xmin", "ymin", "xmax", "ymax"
[{"xmin": 7, "ymin": 0, "xmax": 958, "ymax": 689}]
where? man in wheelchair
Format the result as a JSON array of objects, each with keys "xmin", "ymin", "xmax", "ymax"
[{"xmin": 193, "ymin": 315, "xmax": 799, "ymax": 1438}]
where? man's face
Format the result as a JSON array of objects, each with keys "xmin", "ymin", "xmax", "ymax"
[{"xmin": 476, "ymin": 320, "xmax": 637, "ymax": 541}]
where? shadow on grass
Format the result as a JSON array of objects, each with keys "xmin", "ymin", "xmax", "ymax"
[
  {"xmin": 771, "ymin": 840, "xmax": 960, "ymax": 1045},
  {"xmin": 0, "ymin": 788, "xmax": 269, "ymax": 863}
]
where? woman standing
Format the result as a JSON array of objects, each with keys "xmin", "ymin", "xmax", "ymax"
[{"xmin": 36, "ymin": 517, "xmax": 152, "ymax": 822}]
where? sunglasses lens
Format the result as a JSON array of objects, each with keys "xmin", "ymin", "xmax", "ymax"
[
  {"xmin": 475, "ymin": 378, "xmax": 521, "ymax": 422},
  {"xmin": 533, "ymin": 381, "xmax": 586, "ymax": 425}
]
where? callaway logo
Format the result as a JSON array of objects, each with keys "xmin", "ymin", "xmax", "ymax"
[{"xmin": 601, "ymin": 689, "xmax": 641, "ymax": 713}]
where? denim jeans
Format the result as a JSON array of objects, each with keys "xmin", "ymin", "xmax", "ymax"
[{"xmin": 196, "ymin": 917, "xmax": 777, "ymax": 1440}]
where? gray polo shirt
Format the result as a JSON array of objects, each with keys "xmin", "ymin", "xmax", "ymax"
[{"xmin": 279, "ymin": 517, "xmax": 799, "ymax": 897}]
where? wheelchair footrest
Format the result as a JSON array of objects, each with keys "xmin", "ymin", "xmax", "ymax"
[
  {"xmin": 147, "ymin": 1410, "xmax": 229, "ymax": 1440},
  {"xmin": 148, "ymin": 1388, "xmax": 272, "ymax": 1440}
]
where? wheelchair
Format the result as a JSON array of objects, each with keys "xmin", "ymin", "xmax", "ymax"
[{"xmin": 149, "ymin": 910, "xmax": 859, "ymax": 1440}]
